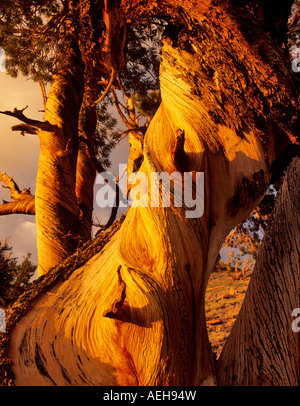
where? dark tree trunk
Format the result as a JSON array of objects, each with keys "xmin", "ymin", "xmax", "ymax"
[{"xmin": 216, "ymin": 157, "xmax": 300, "ymax": 386}]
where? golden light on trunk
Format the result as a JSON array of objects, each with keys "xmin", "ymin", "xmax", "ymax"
[{"xmin": 0, "ymin": 0, "xmax": 299, "ymax": 387}]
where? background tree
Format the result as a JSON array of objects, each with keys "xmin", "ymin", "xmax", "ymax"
[
  {"xmin": 0, "ymin": 0, "xmax": 162, "ymax": 274},
  {"xmin": 0, "ymin": 241, "xmax": 36, "ymax": 309},
  {"xmin": 0, "ymin": 241, "xmax": 15, "ymax": 309},
  {"xmin": 215, "ymin": 185, "xmax": 277, "ymax": 279},
  {"xmin": 0, "ymin": 0, "xmax": 299, "ymax": 387}
]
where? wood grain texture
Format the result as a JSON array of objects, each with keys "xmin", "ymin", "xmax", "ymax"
[
  {"xmin": 216, "ymin": 157, "xmax": 300, "ymax": 386},
  {"xmin": 1, "ymin": 0, "xmax": 299, "ymax": 386}
]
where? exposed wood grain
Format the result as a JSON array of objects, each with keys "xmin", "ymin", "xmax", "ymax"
[
  {"xmin": 216, "ymin": 157, "xmax": 300, "ymax": 386},
  {"xmin": 1, "ymin": 0, "xmax": 299, "ymax": 387}
]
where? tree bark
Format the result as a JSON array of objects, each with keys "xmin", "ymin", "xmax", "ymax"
[
  {"xmin": 216, "ymin": 157, "xmax": 300, "ymax": 386},
  {"xmin": 75, "ymin": 88, "xmax": 99, "ymax": 241},
  {"xmin": 34, "ymin": 45, "xmax": 85, "ymax": 276},
  {"xmin": 0, "ymin": 0, "xmax": 299, "ymax": 386}
]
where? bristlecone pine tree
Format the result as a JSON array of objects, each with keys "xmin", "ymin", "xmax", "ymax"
[
  {"xmin": 0, "ymin": 241, "xmax": 36, "ymax": 309},
  {"xmin": 0, "ymin": 0, "xmax": 299, "ymax": 386}
]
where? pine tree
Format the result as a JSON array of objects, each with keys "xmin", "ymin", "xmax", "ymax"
[
  {"xmin": 0, "ymin": 0, "xmax": 298, "ymax": 387},
  {"xmin": 0, "ymin": 241, "xmax": 36, "ymax": 308},
  {"xmin": 10, "ymin": 253, "xmax": 36, "ymax": 299},
  {"xmin": 0, "ymin": 241, "xmax": 15, "ymax": 308},
  {"xmin": 0, "ymin": 0, "xmax": 66, "ymax": 81},
  {"xmin": 0, "ymin": 0, "xmax": 162, "ymax": 273}
]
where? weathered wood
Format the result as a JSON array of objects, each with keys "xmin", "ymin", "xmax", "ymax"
[
  {"xmin": 0, "ymin": 0, "xmax": 299, "ymax": 387},
  {"xmin": 0, "ymin": 215, "xmax": 125, "ymax": 386},
  {"xmin": 216, "ymin": 157, "xmax": 300, "ymax": 386},
  {"xmin": 0, "ymin": 172, "xmax": 35, "ymax": 215},
  {"xmin": 34, "ymin": 46, "xmax": 85, "ymax": 276}
]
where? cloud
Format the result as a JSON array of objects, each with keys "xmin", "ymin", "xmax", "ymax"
[
  {"xmin": 0, "ymin": 73, "xmax": 42, "ymax": 189},
  {"xmin": 0, "ymin": 215, "xmax": 37, "ymax": 263},
  {"xmin": 0, "ymin": 49, "xmax": 5, "ymax": 73},
  {"xmin": 0, "ymin": 73, "xmax": 129, "ymax": 266},
  {"xmin": 0, "ymin": 74, "xmax": 41, "ymax": 263}
]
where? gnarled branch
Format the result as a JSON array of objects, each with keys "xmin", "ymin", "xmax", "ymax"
[
  {"xmin": 11, "ymin": 124, "xmax": 38, "ymax": 135},
  {"xmin": 0, "ymin": 106, "xmax": 55, "ymax": 132},
  {"xmin": 39, "ymin": 80, "xmax": 47, "ymax": 110},
  {"xmin": 92, "ymin": 0, "xmax": 126, "ymax": 106},
  {"xmin": 0, "ymin": 172, "xmax": 35, "ymax": 215}
]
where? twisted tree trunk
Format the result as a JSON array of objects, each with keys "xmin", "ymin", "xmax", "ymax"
[
  {"xmin": 216, "ymin": 157, "xmax": 300, "ymax": 386},
  {"xmin": 34, "ymin": 45, "xmax": 85, "ymax": 275},
  {"xmin": 75, "ymin": 89, "xmax": 99, "ymax": 241},
  {"xmin": 0, "ymin": 0, "xmax": 299, "ymax": 386}
]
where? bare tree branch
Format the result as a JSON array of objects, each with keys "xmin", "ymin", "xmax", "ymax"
[
  {"xmin": 0, "ymin": 106, "xmax": 55, "ymax": 132},
  {"xmin": 0, "ymin": 199, "xmax": 35, "ymax": 215},
  {"xmin": 92, "ymin": 69, "xmax": 117, "ymax": 106},
  {"xmin": 111, "ymin": 88, "xmax": 147, "ymax": 141},
  {"xmin": 11, "ymin": 124, "xmax": 38, "ymax": 135},
  {"xmin": 0, "ymin": 172, "xmax": 35, "ymax": 215},
  {"xmin": 111, "ymin": 88, "xmax": 131, "ymax": 128},
  {"xmin": 0, "ymin": 295, "xmax": 8, "ymax": 309},
  {"xmin": 39, "ymin": 80, "xmax": 47, "ymax": 110},
  {"xmin": 91, "ymin": 0, "xmax": 126, "ymax": 106}
]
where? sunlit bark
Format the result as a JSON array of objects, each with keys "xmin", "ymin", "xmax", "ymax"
[
  {"xmin": 0, "ymin": 172, "xmax": 35, "ymax": 215},
  {"xmin": 0, "ymin": 0, "xmax": 299, "ymax": 386},
  {"xmin": 0, "ymin": 0, "xmax": 127, "ymax": 275},
  {"xmin": 34, "ymin": 45, "xmax": 86, "ymax": 276},
  {"xmin": 75, "ymin": 89, "xmax": 98, "ymax": 241}
]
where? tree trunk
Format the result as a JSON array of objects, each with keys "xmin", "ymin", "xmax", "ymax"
[
  {"xmin": 0, "ymin": 0, "xmax": 299, "ymax": 386},
  {"xmin": 216, "ymin": 156, "xmax": 300, "ymax": 386},
  {"xmin": 35, "ymin": 45, "xmax": 85, "ymax": 275},
  {"xmin": 75, "ymin": 88, "xmax": 99, "ymax": 241}
]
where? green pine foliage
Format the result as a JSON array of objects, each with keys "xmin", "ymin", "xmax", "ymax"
[
  {"xmin": 0, "ymin": 240, "xmax": 36, "ymax": 308},
  {"xmin": 95, "ymin": 99, "xmax": 121, "ymax": 169},
  {"xmin": 120, "ymin": 22, "xmax": 164, "ymax": 96},
  {"xmin": 0, "ymin": 2, "xmax": 163, "ymax": 169},
  {"xmin": 0, "ymin": 241, "xmax": 15, "ymax": 307},
  {"xmin": 132, "ymin": 90, "xmax": 161, "ymax": 119},
  {"xmin": 0, "ymin": 0, "xmax": 66, "ymax": 81}
]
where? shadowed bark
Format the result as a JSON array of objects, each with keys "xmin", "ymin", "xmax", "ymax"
[
  {"xmin": 0, "ymin": 0, "xmax": 299, "ymax": 387},
  {"xmin": 216, "ymin": 157, "xmax": 300, "ymax": 386}
]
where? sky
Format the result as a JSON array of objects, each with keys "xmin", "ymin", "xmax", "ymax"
[
  {"xmin": 0, "ymin": 70, "xmax": 129, "ymax": 267},
  {"xmin": 0, "ymin": 73, "xmax": 41, "ymax": 264}
]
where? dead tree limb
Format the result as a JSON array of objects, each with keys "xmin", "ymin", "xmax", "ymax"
[
  {"xmin": 0, "ymin": 172, "xmax": 35, "ymax": 215},
  {"xmin": 0, "ymin": 106, "xmax": 55, "ymax": 132}
]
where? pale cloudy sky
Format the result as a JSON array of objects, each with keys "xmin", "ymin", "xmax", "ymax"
[
  {"xmin": 0, "ymin": 71, "xmax": 129, "ymax": 266},
  {"xmin": 0, "ymin": 73, "xmax": 41, "ymax": 264}
]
